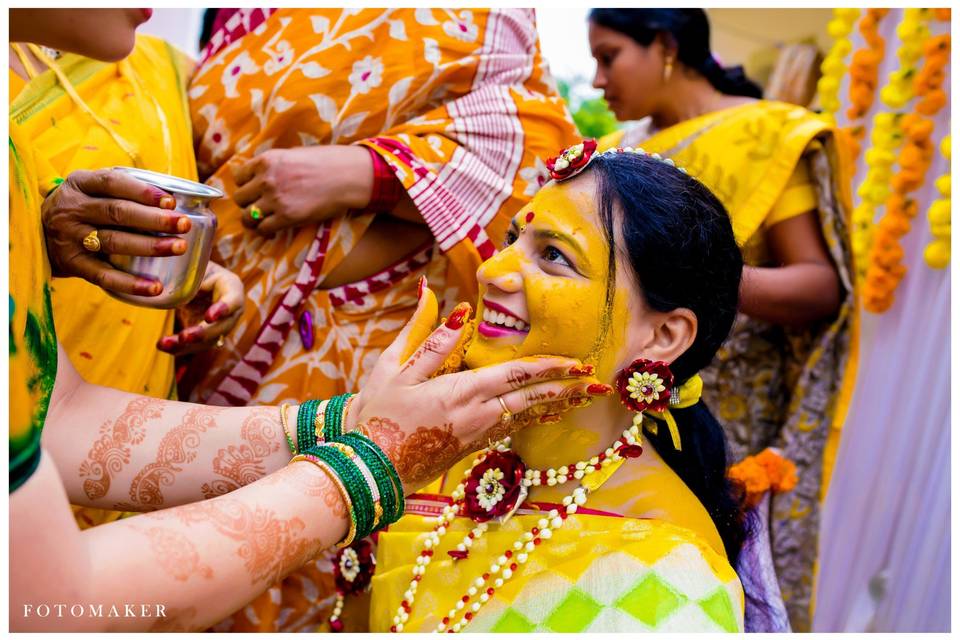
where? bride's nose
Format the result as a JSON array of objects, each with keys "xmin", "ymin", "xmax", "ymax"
[{"xmin": 477, "ymin": 251, "xmax": 524, "ymax": 294}]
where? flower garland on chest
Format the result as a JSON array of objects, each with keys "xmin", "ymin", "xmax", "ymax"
[{"xmin": 389, "ymin": 423, "xmax": 644, "ymax": 633}]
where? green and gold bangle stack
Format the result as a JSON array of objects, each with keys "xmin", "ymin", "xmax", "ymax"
[
  {"xmin": 337, "ymin": 431, "xmax": 405, "ymax": 524},
  {"xmin": 297, "ymin": 443, "xmax": 375, "ymax": 545},
  {"xmin": 296, "ymin": 400, "xmax": 322, "ymax": 453},
  {"xmin": 322, "ymin": 393, "xmax": 354, "ymax": 441}
]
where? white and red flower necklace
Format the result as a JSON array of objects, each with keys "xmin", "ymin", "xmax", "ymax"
[{"xmin": 389, "ymin": 423, "xmax": 644, "ymax": 633}]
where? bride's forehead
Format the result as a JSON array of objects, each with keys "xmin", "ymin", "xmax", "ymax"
[{"xmin": 517, "ymin": 179, "xmax": 598, "ymax": 225}]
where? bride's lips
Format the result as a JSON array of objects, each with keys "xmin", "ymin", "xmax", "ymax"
[
  {"xmin": 141, "ymin": 8, "xmax": 153, "ymax": 20},
  {"xmin": 478, "ymin": 299, "xmax": 529, "ymax": 339}
]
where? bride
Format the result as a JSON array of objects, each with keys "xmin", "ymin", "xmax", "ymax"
[{"xmin": 347, "ymin": 141, "xmax": 749, "ymax": 632}]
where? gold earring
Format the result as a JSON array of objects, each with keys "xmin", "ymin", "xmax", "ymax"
[{"xmin": 663, "ymin": 57, "xmax": 674, "ymax": 83}]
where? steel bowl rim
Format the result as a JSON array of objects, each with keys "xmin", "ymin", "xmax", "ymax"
[{"xmin": 113, "ymin": 166, "xmax": 223, "ymax": 200}]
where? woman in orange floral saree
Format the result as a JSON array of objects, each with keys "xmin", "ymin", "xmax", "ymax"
[{"xmin": 184, "ymin": 8, "xmax": 578, "ymax": 631}]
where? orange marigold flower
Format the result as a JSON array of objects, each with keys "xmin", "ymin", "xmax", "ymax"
[{"xmin": 754, "ymin": 449, "xmax": 798, "ymax": 494}]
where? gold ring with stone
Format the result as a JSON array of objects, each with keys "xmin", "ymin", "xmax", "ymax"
[
  {"xmin": 249, "ymin": 205, "xmax": 263, "ymax": 221},
  {"xmin": 82, "ymin": 229, "xmax": 102, "ymax": 252},
  {"xmin": 497, "ymin": 395, "xmax": 512, "ymax": 423}
]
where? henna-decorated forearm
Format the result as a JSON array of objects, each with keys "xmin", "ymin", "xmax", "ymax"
[
  {"xmin": 43, "ymin": 370, "xmax": 294, "ymax": 510},
  {"xmin": 12, "ymin": 452, "xmax": 348, "ymax": 632}
]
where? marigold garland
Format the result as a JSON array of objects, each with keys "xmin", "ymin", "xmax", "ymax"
[
  {"xmin": 864, "ymin": 22, "xmax": 949, "ymax": 311},
  {"xmin": 728, "ymin": 448, "xmax": 798, "ymax": 510},
  {"xmin": 817, "ymin": 9, "xmax": 861, "ymax": 124},
  {"xmin": 844, "ymin": 9, "xmax": 890, "ymax": 158},
  {"xmin": 852, "ymin": 9, "xmax": 934, "ymax": 286},
  {"xmin": 924, "ymin": 134, "xmax": 951, "ymax": 269}
]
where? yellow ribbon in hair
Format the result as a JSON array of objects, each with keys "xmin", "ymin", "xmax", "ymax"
[{"xmin": 643, "ymin": 374, "xmax": 704, "ymax": 451}]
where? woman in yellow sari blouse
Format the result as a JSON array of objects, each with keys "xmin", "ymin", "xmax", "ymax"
[
  {"xmin": 183, "ymin": 9, "xmax": 579, "ymax": 631},
  {"xmin": 10, "ymin": 24, "xmax": 243, "ymax": 529},
  {"xmin": 588, "ymin": 9, "xmax": 857, "ymax": 630}
]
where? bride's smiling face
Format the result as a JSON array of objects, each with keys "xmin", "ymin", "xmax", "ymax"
[{"xmin": 464, "ymin": 176, "xmax": 655, "ymax": 382}]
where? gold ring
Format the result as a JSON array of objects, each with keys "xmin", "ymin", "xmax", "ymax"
[
  {"xmin": 216, "ymin": 335, "xmax": 225, "ymax": 348},
  {"xmin": 249, "ymin": 205, "xmax": 263, "ymax": 221},
  {"xmin": 497, "ymin": 395, "xmax": 512, "ymax": 423},
  {"xmin": 82, "ymin": 229, "xmax": 101, "ymax": 252}
]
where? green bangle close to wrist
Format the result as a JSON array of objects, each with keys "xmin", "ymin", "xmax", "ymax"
[
  {"xmin": 304, "ymin": 443, "xmax": 376, "ymax": 540},
  {"xmin": 297, "ymin": 400, "xmax": 321, "ymax": 453},
  {"xmin": 323, "ymin": 393, "xmax": 353, "ymax": 441},
  {"xmin": 336, "ymin": 432, "xmax": 403, "ymax": 527}
]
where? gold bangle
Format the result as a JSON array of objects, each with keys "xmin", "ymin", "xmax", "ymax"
[
  {"xmin": 292, "ymin": 454, "xmax": 357, "ymax": 548},
  {"xmin": 279, "ymin": 403, "xmax": 296, "ymax": 455},
  {"xmin": 314, "ymin": 399, "xmax": 330, "ymax": 444}
]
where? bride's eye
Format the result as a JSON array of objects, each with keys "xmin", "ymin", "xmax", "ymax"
[
  {"xmin": 503, "ymin": 229, "xmax": 519, "ymax": 247},
  {"xmin": 542, "ymin": 245, "xmax": 572, "ymax": 268}
]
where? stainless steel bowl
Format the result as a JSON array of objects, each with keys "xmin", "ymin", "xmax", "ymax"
[{"xmin": 106, "ymin": 167, "xmax": 223, "ymax": 309}]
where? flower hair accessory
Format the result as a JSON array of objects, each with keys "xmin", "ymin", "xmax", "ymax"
[
  {"xmin": 615, "ymin": 359, "xmax": 702, "ymax": 451},
  {"xmin": 546, "ymin": 139, "xmax": 598, "ymax": 181},
  {"xmin": 546, "ymin": 139, "xmax": 689, "ymax": 184}
]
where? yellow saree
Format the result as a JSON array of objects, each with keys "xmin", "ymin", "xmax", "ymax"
[
  {"xmin": 370, "ymin": 505, "xmax": 743, "ymax": 632},
  {"xmin": 601, "ymin": 100, "xmax": 857, "ymax": 630},
  {"xmin": 9, "ymin": 35, "xmax": 198, "ymax": 527},
  {"xmin": 188, "ymin": 8, "xmax": 578, "ymax": 631}
]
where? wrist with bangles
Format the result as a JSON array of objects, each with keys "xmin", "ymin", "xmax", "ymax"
[
  {"xmin": 291, "ymin": 432, "xmax": 405, "ymax": 546},
  {"xmin": 282, "ymin": 393, "xmax": 402, "ymax": 545},
  {"xmin": 280, "ymin": 393, "xmax": 357, "ymax": 455}
]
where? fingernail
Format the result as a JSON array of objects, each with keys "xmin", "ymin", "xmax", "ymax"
[
  {"xmin": 157, "ymin": 238, "xmax": 187, "ymax": 254},
  {"xmin": 538, "ymin": 414, "xmax": 562, "ymax": 424},
  {"xmin": 417, "ymin": 275, "xmax": 427, "ymax": 301},
  {"xmin": 159, "ymin": 195, "xmax": 176, "ymax": 210},
  {"xmin": 568, "ymin": 364, "xmax": 595, "ymax": 376},
  {"xmin": 206, "ymin": 302, "xmax": 228, "ymax": 322},
  {"xmin": 136, "ymin": 279, "xmax": 163, "ymax": 296},
  {"xmin": 587, "ymin": 383, "xmax": 614, "ymax": 396},
  {"xmin": 175, "ymin": 216, "xmax": 191, "ymax": 233},
  {"xmin": 444, "ymin": 302, "xmax": 471, "ymax": 330},
  {"xmin": 157, "ymin": 336, "xmax": 178, "ymax": 350}
]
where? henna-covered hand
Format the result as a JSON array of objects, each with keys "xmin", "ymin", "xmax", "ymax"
[{"xmin": 346, "ymin": 283, "xmax": 612, "ymax": 493}]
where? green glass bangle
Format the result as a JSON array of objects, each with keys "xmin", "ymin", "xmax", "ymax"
[
  {"xmin": 305, "ymin": 443, "xmax": 376, "ymax": 539},
  {"xmin": 297, "ymin": 400, "xmax": 321, "ymax": 453},
  {"xmin": 336, "ymin": 432, "xmax": 403, "ymax": 527},
  {"xmin": 323, "ymin": 393, "xmax": 353, "ymax": 441}
]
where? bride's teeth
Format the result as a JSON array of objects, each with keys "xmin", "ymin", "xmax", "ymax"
[
  {"xmin": 515, "ymin": 320, "xmax": 526, "ymax": 331},
  {"xmin": 505, "ymin": 316, "xmax": 516, "ymax": 328},
  {"xmin": 483, "ymin": 309, "xmax": 493, "ymax": 323},
  {"xmin": 497, "ymin": 312, "xmax": 507, "ymax": 326}
]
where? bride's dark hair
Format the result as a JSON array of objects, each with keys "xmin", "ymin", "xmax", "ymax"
[
  {"xmin": 589, "ymin": 8, "xmax": 763, "ymax": 99},
  {"xmin": 589, "ymin": 151, "xmax": 749, "ymax": 563}
]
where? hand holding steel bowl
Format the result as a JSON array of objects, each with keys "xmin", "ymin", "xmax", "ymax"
[{"xmin": 105, "ymin": 167, "xmax": 222, "ymax": 308}]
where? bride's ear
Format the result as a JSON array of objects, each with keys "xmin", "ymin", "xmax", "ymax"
[{"xmin": 637, "ymin": 307, "xmax": 697, "ymax": 364}]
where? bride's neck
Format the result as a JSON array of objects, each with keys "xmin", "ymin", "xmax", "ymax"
[{"xmin": 510, "ymin": 396, "xmax": 632, "ymax": 470}]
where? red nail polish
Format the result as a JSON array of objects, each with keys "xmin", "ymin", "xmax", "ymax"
[
  {"xmin": 445, "ymin": 303, "xmax": 470, "ymax": 330},
  {"xmin": 159, "ymin": 195, "xmax": 176, "ymax": 210},
  {"xmin": 175, "ymin": 216, "xmax": 191, "ymax": 233},
  {"xmin": 417, "ymin": 275, "xmax": 426, "ymax": 301},
  {"xmin": 587, "ymin": 383, "xmax": 613, "ymax": 396}
]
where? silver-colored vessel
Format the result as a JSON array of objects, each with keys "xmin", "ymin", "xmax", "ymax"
[{"xmin": 107, "ymin": 167, "xmax": 222, "ymax": 309}]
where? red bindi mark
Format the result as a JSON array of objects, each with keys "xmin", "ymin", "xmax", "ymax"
[{"xmin": 525, "ymin": 211, "xmax": 535, "ymax": 224}]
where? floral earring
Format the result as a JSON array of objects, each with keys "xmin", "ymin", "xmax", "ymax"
[{"xmin": 615, "ymin": 359, "xmax": 675, "ymax": 453}]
